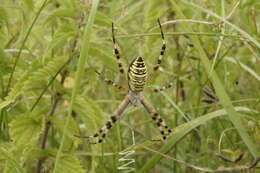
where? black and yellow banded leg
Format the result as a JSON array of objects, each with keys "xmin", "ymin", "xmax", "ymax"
[
  {"xmin": 95, "ymin": 70, "xmax": 124, "ymax": 90},
  {"xmin": 75, "ymin": 96, "xmax": 131, "ymax": 144},
  {"xmin": 153, "ymin": 19, "xmax": 166, "ymax": 71},
  {"xmin": 151, "ymin": 112, "xmax": 172, "ymax": 140},
  {"xmin": 112, "ymin": 23, "xmax": 125, "ymax": 76},
  {"xmin": 140, "ymin": 97, "xmax": 172, "ymax": 140},
  {"xmin": 146, "ymin": 81, "xmax": 174, "ymax": 93}
]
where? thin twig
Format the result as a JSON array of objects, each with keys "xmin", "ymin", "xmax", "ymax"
[
  {"xmin": 216, "ymin": 152, "xmax": 244, "ymax": 163},
  {"xmin": 35, "ymin": 72, "xmax": 67, "ymax": 173}
]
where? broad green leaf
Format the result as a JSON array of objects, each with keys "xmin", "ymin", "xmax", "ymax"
[
  {"xmin": 3, "ymin": 56, "xmax": 69, "ymax": 109},
  {"xmin": 73, "ymin": 96, "xmax": 105, "ymax": 135},
  {"xmin": 9, "ymin": 114, "xmax": 42, "ymax": 146},
  {"xmin": 0, "ymin": 147, "xmax": 26, "ymax": 173},
  {"xmin": 0, "ymin": 100, "xmax": 12, "ymax": 110},
  {"xmin": 1, "ymin": 132, "xmax": 42, "ymax": 173},
  {"xmin": 51, "ymin": 115, "xmax": 80, "ymax": 150},
  {"xmin": 56, "ymin": 154, "xmax": 86, "ymax": 173}
]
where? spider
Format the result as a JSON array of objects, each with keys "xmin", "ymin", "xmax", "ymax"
[{"xmin": 76, "ymin": 19, "xmax": 173, "ymax": 144}]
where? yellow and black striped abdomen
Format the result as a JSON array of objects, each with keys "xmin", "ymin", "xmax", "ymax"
[{"xmin": 128, "ymin": 57, "xmax": 147, "ymax": 92}]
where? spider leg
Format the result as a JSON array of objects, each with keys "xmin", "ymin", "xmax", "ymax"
[
  {"xmin": 95, "ymin": 70, "xmax": 125, "ymax": 90},
  {"xmin": 75, "ymin": 96, "xmax": 130, "ymax": 144},
  {"xmin": 140, "ymin": 97, "xmax": 172, "ymax": 140},
  {"xmin": 146, "ymin": 81, "xmax": 174, "ymax": 93},
  {"xmin": 112, "ymin": 23, "xmax": 125, "ymax": 77},
  {"xmin": 153, "ymin": 19, "xmax": 166, "ymax": 71}
]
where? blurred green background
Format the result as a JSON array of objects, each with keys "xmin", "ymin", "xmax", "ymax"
[{"xmin": 0, "ymin": 0, "xmax": 259, "ymax": 172}]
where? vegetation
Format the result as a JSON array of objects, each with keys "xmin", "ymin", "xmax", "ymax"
[{"xmin": 0, "ymin": 0, "xmax": 259, "ymax": 172}]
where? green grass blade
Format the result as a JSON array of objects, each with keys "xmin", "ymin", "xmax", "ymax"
[
  {"xmin": 181, "ymin": 0, "xmax": 260, "ymax": 48},
  {"xmin": 225, "ymin": 57, "xmax": 260, "ymax": 82},
  {"xmin": 170, "ymin": 0, "xmax": 259, "ymax": 157},
  {"xmin": 52, "ymin": 1, "xmax": 100, "ymax": 173},
  {"xmin": 5, "ymin": 0, "xmax": 48, "ymax": 94},
  {"xmin": 161, "ymin": 92, "xmax": 190, "ymax": 121},
  {"xmin": 138, "ymin": 106, "xmax": 255, "ymax": 173}
]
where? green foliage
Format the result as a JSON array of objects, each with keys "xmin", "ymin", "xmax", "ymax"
[
  {"xmin": 0, "ymin": 0, "xmax": 259, "ymax": 173},
  {"xmin": 22, "ymin": 0, "xmax": 34, "ymax": 11},
  {"xmin": 0, "ymin": 146, "xmax": 26, "ymax": 173},
  {"xmin": 73, "ymin": 97, "xmax": 105, "ymax": 134},
  {"xmin": 138, "ymin": 106, "xmax": 257, "ymax": 172},
  {"xmin": 0, "ymin": 6, "xmax": 8, "ymax": 24},
  {"xmin": 9, "ymin": 114, "xmax": 42, "ymax": 146},
  {"xmin": 56, "ymin": 154, "xmax": 86, "ymax": 173},
  {"xmin": 1, "ymin": 56, "xmax": 69, "ymax": 109}
]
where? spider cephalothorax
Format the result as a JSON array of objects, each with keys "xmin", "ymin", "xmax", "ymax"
[{"xmin": 76, "ymin": 19, "xmax": 173, "ymax": 144}]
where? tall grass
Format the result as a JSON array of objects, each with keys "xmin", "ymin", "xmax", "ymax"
[{"xmin": 0, "ymin": 0, "xmax": 259, "ymax": 173}]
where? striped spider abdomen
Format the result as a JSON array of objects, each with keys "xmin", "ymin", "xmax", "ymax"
[{"xmin": 128, "ymin": 57, "xmax": 147, "ymax": 92}]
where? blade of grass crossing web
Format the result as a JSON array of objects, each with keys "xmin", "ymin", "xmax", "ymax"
[
  {"xmin": 53, "ymin": 1, "xmax": 100, "ymax": 173},
  {"xmin": 138, "ymin": 107, "xmax": 255, "ymax": 172},
  {"xmin": 169, "ymin": 0, "xmax": 259, "ymax": 157}
]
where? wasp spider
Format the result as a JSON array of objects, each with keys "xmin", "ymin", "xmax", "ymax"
[{"xmin": 76, "ymin": 19, "xmax": 173, "ymax": 144}]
